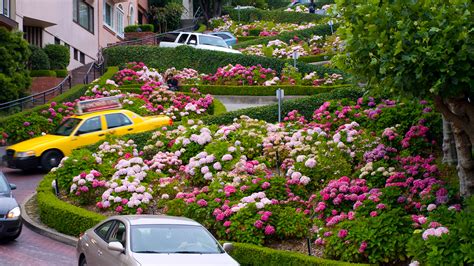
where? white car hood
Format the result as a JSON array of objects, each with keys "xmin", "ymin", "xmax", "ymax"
[{"xmin": 132, "ymin": 253, "xmax": 239, "ymax": 265}]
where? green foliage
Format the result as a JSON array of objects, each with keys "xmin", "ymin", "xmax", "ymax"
[
  {"xmin": 212, "ymin": 97, "xmax": 227, "ymax": 115},
  {"xmin": 196, "ymin": 23, "xmax": 207, "ymax": 33},
  {"xmin": 149, "ymin": 2, "xmax": 183, "ymax": 32},
  {"xmin": 43, "ymin": 44, "xmax": 70, "ymax": 70},
  {"xmin": 406, "ymin": 200, "xmax": 474, "ymax": 265},
  {"xmin": 334, "ymin": 0, "xmax": 473, "ymax": 99},
  {"xmin": 228, "ymin": 242, "xmax": 366, "ymax": 266},
  {"xmin": 324, "ymin": 208, "xmax": 413, "ymax": 264},
  {"xmin": 180, "ymin": 84, "xmax": 350, "ymax": 96},
  {"xmin": 0, "ymin": 28, "xmax": 32, "ymax": 103},
  {"xmin": 55, "ymin": 69, "xmax": 68, "ymax": 78},
  {"xmin": 230, "ymin": 0, "xmax": 268, "ymax": 9},
  {"xmin": 104, "ymin": 45, "xmax": 343, "ymax": 76},
  {"xmin": 29, "ymin": 45, "xmax": 51, "ymax": 70},
  {"xmin": 298, "ymin": 54, "xmax": 335, "ymax": 63},
  {"xmin": 236, "ymin": 36, "xmax": 259, "ymax": 42},
  {"xmin": 202, "ymin": 87, "xmax": 363, "ymax": 125},
  {"xmin": 233, "ymin": 24, "xmax": 334, "ymax": 49},
  {"xmin": 30, "ymin": 70, "xmax": 57, "ymax": 77},
  {"xmin": 36, "ymin": 172, "xmax": 106, "ymax": 237},
  {"xmin": 224, "ymin": 6, "xmax": 323, "ymax": 24},
  {"xmin": 267, "ymin": 0, "xmax": 289, "ymax": 9},
  {"xmin": 124, "ymin": 24, "xmax": 154, "ymax": 32}
]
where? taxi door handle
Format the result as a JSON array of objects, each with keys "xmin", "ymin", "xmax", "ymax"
[
  {"xmin": 98, "ymin": 134, "xmax": 105, "ymax": 137},
  {"xmin": 127, "ymin": 128, "xmax": 134, "ymax": 131}
]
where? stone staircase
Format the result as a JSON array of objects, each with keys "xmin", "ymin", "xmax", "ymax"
[{"xmin": 70, "ymin": 63, "xmax": 93, "ymax": 86}]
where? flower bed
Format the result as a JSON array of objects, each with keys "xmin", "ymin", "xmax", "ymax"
[
  {"xmin": 0, "ymin": 63, "xmax": 215, "ymax": 145},
  {"xmin": 42, "ymin": 90, "xmax": 472, "ymax": 264}
]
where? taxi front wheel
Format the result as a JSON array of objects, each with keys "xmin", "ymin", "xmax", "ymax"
[{"xmin": 40, "ymin": 150, "xmax": 63, "ymax": 172}]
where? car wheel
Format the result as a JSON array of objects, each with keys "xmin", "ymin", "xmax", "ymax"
[
  {"xmin": 40, "ymin": 150, "xmax": 63, "ymax": 172},
  {"xmin": 5, "ymin": 225, "xmax": 22, "ymax": 241},
  {"xmin": 79, "ymin": 256, "xmax": 87, "ymax": 266}
]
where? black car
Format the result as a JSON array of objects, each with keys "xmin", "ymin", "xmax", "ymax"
[{"xmin": 0, "ymin": 171, "xmax": 22, "ymax": 241}]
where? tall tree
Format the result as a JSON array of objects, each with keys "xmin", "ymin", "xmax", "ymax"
[
  {"xmin": 334, "ymin": 0, "xmax": 474, "ymax": 197},
  {"xmin": 198, "ymin": 0, "xmax": 224, "ymax": 23}
]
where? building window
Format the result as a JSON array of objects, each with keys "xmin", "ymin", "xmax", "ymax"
[
  {"xmin": 73, "ymin": 0, "xmax": 94, "ymax": 33},
  {"xmin": 138, "ymin": 11, "xmax": 143, "ymax": 24},
  {"xmin": 80, "ymin": 52, "xmax": 85, "ymax": 64},
  {"xmin": 24, "ymin": 26, "xmax": 43, "ymax": 47},
  {"xmin": 54, "ymin": 37, "xmax": 60, "ymax": 45},
  {"xmin": 1, "ymin": 0, "xmax": 10, "ymax": 17},
  {"xmin": 115, "ymin": 4, "xmax": 124, "ymax": 37},
  {"xmin": 129, "ymin": 5, "xmax": 134, "ymax": 25},
  {"xmin": 104, "ymin": 1, "xmax": 113, "ymax": 28},
  {"xmin": 74, "ymin": 48, "xmax": 78, "ymax": 60}
]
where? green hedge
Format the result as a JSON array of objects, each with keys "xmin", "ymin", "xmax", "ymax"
[
  {"xmin": 196, "ymin": 23, "xmax": 207, "ymax": 33},
  {"xmin": 30, "ymin": 70, "xmax": 57, "ymax": 77},
  {"xmin": 180, "ymin": 84, "xmax": 351, "ymax": 96},
  {"xmin": 299, "ymin": 54, "xmax": 335, "ymax": 63},
  {"xmin": 202, "ymin": 87, "xmax": 363, "ymax": 125},
  {"xmin": 29, "ymin": 45, "xmax": 50, "ymax": 70},
  {"xmin": 233, "ymin": 24, "xmax": 335, "ymax": 49},
  {"xmin": 44, "ymin": 44, "xmax": 70, "ymax": 70},
  {"xmin": 224, "ymin": 7, "xmax": 325, "ymax": 24},
  {"xmin": 124, "ymin": 24, "xmax": 154, "ymax": 33},
  {"xmin": 55, "ymin": 69, "xmax": 68, "ymax": 78},
  {"xmin": 103, "ymin": 45, "xmax": 343, "ymax": 76},
  {"xmin": 229, "ymin": 242, "xmax": 367, "ymax": 266},
  {"xmin": 237, "ymin": 36, "xmax": 260, "ymax": 42},
  {"xmin": 36, "ymin": 173, "xmax": 106, "ymax": 237}
]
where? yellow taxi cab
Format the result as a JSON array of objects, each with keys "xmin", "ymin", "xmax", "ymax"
[{"xmin": 4, "ymin": 97, "xmax": 172, "ymax": 171}]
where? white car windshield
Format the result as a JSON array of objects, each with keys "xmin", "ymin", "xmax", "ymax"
[
  {"xmin": 199, "ymin": 36, "xmax": 228, "ymax": 48},
  {"xmin": 131, "ymin": 224, "xmax": 224, "ymax": 254},
  {"xmin": 0, "ymin": 173, "xmax": 9, "ymax": 193}
]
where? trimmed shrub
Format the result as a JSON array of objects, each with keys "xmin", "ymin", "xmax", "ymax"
[
  {"xmin": 43, "ymin": 44, "xmax": 70, "ymax": 70},
  {"xmin": 268, "ymin": 0, "xmax": 290, "ymax": 9},
  {"xmin": 196, "ymin": 23, "xmax": 207, "ymax": 33},
  {"xmin": 0, "ymin": 27, "xmax": 31, "ymax": 103},
  {"xmin": 180, "ymin": 84, "xmax": 351, "ymax": 96},
  {"xmin": 124, "ymin": 24, "xmax": 155, "ymax": 32},
  {"xmin": 299, "ymin": 54, "xmax": 335, "ymax": 63},
  {"xmin": 202, "ymin": 87, "xmax": 362, "ymax": 125},
  {"xmin": 224, "ymin": 6, "xmax": 324, "ymax": 24},
  {"xmin": 30, "ymin": 70, "xmax": 57, "ymax": 77},
  {"xmin": 103, "ymin": 45, "xmax": 343, "ymax": 76},
  {"xmin": 228, "ymin": 242, "xmax": 367, "ymax": 266},
  {"xmin": 236, "ymin": 36, "xmax": 259, "ymax": 42},
  {"xmin": 55, "ymin": 69, "xmax": 69, "ymax": 78},
  {"xmin": 29, "ymin": 45, "xmax": 50, "ymax": 70},
  {"xmin": 233, "ymin": 24, "xmax": 335, "ymax": 49}
]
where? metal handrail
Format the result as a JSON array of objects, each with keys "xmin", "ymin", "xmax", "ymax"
[
  {"xmin": 0, "ymin": 75, "xmax": 72, "ymax": 114},
  {"xmin": 83, "ymin": 61, "xmax": 105, "ymax": 84}
]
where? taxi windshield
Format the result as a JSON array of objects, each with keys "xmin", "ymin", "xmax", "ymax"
[{"xmin": 53, "ymin": 118, "xmax": 82, "ymax": 136}]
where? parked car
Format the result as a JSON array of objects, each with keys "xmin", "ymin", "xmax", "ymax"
[
  {"xmin": 158, "ymin": 32, "xmax": 242, "ymax": 54},
  {"xmin": 289, "ymin": 0, "xmax": 310, "ymax": 6},
  {"xmin": 209, "ymin": 32, "xmax": 238, "ymax": 47},
  {"xmin": 0, "ymin": 171, "xmax": 22, "ymax": 241},
  {"xmin": 4, "ymin": 102, "xmax": 172, "ymax": 171},
  {"xmin": 76, "ymin": 215, "xmax": 239, "ymax": 266}
]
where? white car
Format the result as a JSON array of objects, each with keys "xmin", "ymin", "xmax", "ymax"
[
  {"xmin": 158, "ymin": 32, "xmax": 242, "ymax": 54},
  {"xmin": 76, "ymin": 215, "xmax": 239, "ymax": 266}
]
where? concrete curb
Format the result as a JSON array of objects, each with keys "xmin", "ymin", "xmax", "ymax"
[{"xmin": 20, "ymin": 192, "xmax": 78, "ymax": 247}]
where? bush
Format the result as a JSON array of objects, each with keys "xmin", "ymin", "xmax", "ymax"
[
  {"xmin": 55, "ymin": 69, "xmax": 68, "ymax": 78},
  {"xmin": 43, "ymin": 44, "xmax": 70, "ymax": 70},
  {"xmin": 0, "ymin": 28, "xmax": 32, "ymax": 103},
  {"xmin": 180, "ymin": 84, "xmax": 351, "ymax": 96},
  {"xmin": 406, "ymin": 199, "xmax": 474, "ymax": 265},
  {"xmin": 202, "ymin": 87, "xmax": 362, "ymax": 125},
  {"xmin": 103, "ymin": 45, "xmax": 343, "ymax": 76},
  {"xmin": 267, "ymin": 0, "xmax": 289, "ymax": 9},
  {"xmin": 124, "ymin": 24, "xmax": 155, "ymax": 32},
  {"xmin": 236, "ymin": 36, "xmax": 259, "ymax": 42},
  {"xmin": 196, "ymin": 23, "xmax": 207, "ymax": 33},
  {"xmin": 233, "ymin": 24, "xmax": 335, "ymax": 49},
  {"xmin": 231, "ymin": 0, "xmax": 268, "ymax": 9},
  {"xmin": 30, "ymin": 70, "xmax": 57, "ymax": 77},
  {"xmin": 299, "ymin": 54, "xmax": 335, "ymax": 63},
  {"xmin": 37, "ymin": 172, "xmax": 106, "ymax": 236},
  {"xmin": 228, "ymin": 242, "xmax": 366, "ymax": 266},
  {"xmin": 29, "ymin": 45, "xmax": 51, "ymax": 70},
  {"xmin": 224, "ymin": 6, "xmax": 324, "ymax": 24}
]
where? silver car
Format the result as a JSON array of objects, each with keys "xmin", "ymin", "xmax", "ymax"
[{"xmin": 76, "ymin": 215, "xmax": 239, "ymax": 266}]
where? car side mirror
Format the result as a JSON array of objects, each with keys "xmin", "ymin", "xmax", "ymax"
[
  {"xmin": 229, "ymin": 46, "xmax": 233, "ymax": 49},
  {"xmin": 189, "ymin": 39, "xmax": 197, "ymax": 45},
  {"xmin": 108, "ymin": 241, "xmax": 125, "ymax": 253},
  {"xmin": 9, "ymin": 184, "xmax": 16, "ymax": 190},
  {"xmin": 223, "ymin": 242, "xmax": 233, "ymax": 253}
]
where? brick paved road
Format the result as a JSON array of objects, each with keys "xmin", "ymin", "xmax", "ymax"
[{"xmin": 0, "ymin": 166, "xmax": 75, "ymax": 266}]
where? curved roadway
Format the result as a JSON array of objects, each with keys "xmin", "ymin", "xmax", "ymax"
[{"xmin": 0, "ymin": 165, "xmax": 75, "ymax": 266}]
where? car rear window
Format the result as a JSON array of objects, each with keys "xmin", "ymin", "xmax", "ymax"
[
  {"xmin": 199, "ymin": 36, "xmax": 228, "ymax": 48},
  {"xmin": 106, "ymin": 113, "xmax": 132, "ymax": 129},
  {"xmin": 158, "ymin": 32, "xmax": 179, "ymax": 42}
]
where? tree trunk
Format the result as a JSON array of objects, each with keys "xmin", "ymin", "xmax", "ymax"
[
  {"xmin": 442, "ymin": 116, "xmax": 457, "ymax": 165},
  {"xmin": 434, "ymin": 96, "xmax": 474, "ymax": 198}
]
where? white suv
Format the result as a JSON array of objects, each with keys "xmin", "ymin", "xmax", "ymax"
[{"xmin": 158, "ymin": 32, "xmax": 242, "ymax": 54}]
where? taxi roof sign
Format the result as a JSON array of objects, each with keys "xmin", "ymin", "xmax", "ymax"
[{"xmin": 76, "ymin": 96, "xmax": 122, "ymax": 115}]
